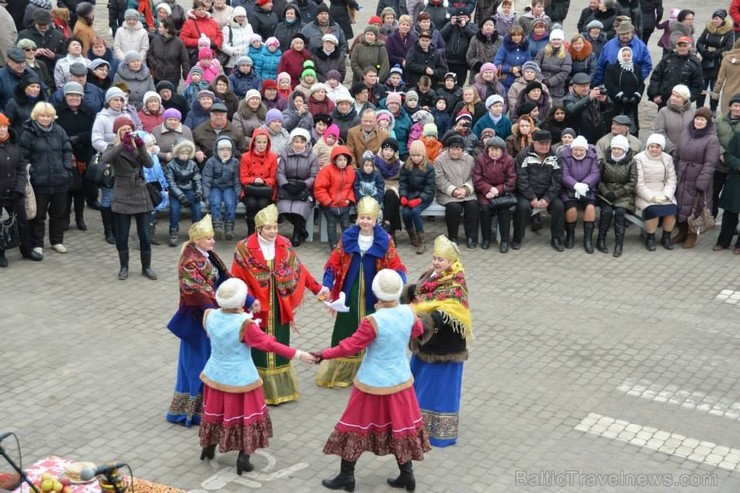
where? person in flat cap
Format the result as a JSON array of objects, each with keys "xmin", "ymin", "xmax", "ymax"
[
  {"xmin": 512, "ymin": 128, "xmax": 566, "ymax": 251},
  {"xmin": 166, "ymin": 212, "xmax": 260, "ymax": 427},
  {"xmin": 593, "ymin": 13, "xmax": 652, "ymax": 87},
  {"xmin": 562, "ymin": 71, "xmax": 612, "ymax": 144},
  {"xmin": 696, "ymin": 10, "xmax": 734, "ymax": 113},
  {"xmin": 595, "ymin": 114, "xmax": 643, "ymax": 160},
  {"xmin": 17, "ymin": 7, "xmax": 67, "ymax": 78}
]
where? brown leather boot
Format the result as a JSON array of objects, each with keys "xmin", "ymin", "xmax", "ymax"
[
  {"xmin": 407, "ymin": 229, "xmax": 418, "ymax": 247},
  {"xmin": 672, "ymin": 222, "xmax": 688, "ymax": 243},
  {"xmin": 683, "ymin": 231, "xmax": 698, "ymax": 249},
  {"xmin": 416, "ymin": 232, "xmax": 426, "ymax": 255}
]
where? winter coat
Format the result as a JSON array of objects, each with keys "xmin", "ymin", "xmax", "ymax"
[
  {"xmin": 353, "ymin": 167, "xmax": 384, "ymax": 203},
  {"xmin": 440, "ymin": 20, "xmax": 476, "ymax": 65},
  {"xmin": 330, "ymin": 107, "xmax": 360, "ymax": 143},
  {"xmin": 86, "ymin": 46, "xmax": 119, "ymax": 82},
  {"xmin": 597, "ymin": 151, "xmax": 637, "ymax": 212},
  {"xmin": 374, "ymin": 154, "xmax": 402, "ymax": 194},
  {"xmin": 472, "ymin": 72, "xmax": 506, "ymax": 104},
  {"xmin": 422, "ymin": 1, "xmax": 449, "ymax": 31},
  {"xmin": 113, "ymin": 20, "xmax": 149, "ymax": 61},
  {"xmin": 674, "ymin": 122, "xmax": 721, "ymax": 221},
  {"xmin": 583, "ymin": 32, "xmax": 607, "ymax": 59},
  {"xmin": 405, "ymin": 42, "xmax": 448, "ymax": 88},
  {"xmin": 301, "ymin": 20, "xmax": 348, "ymax": 58},
  {"xmin": 466, "ymin": 30, "xmax": 502, "ymax": 75},
  {"xmin": 5, "ymin": 77, "xmax": 46, "ymax": 136},
  {"xmin": 54, "ymin": 55, "xmax": 89, "ymax": 89},
  {"xmin": 276, "ymin": 48, "xmax": 314, "ymax": 88},
  {"xmin": 399, "ymin": 163, "xmax": 435, "ymax": 204},
  {"xmin": 546, "ymin": 0, "xmax": 570, "ymax": 24},
  {"xmin": 55, "ymin": 100, "xmax": 96, "ymax": 164},
  {"xmin": 274, "ymin": 19, "xmax": 302, "ymax": 55},
  {"xmin": 615, "ymin": 0, "xmax": 642, "ymax": 33},
  {"xmin": 313, "ymin": 48, "xmax": 345, "ymax": 84},
  {"xmin": 654, "ymin": 101, "xmax": 694, "ymax": 155},
  {"xmin": 594, "ymin": 35, "xmax": 652, "ymax": 85},
  {"xmin": 308, "ymin": 93, "xmax": 335, "ymax": 116},
  {"xmin": 220, "ymin": 19, "xmax": 254, "ymax": 69},
  {"xmin": 0, "ymin": 5, "xmax": 17, "ymax": 68},
  {"xmin": 634, "ymin": 149, "xmax": 677, "ymax": 213},
  {"xmin": 0, "ymin": 128, "xmax": 25, "ymax": 201},
  {"xmin": 346, "ymin": 125, "xmax": 390, "ymax": 169},
  {"xmin": 568, "ymin": 41, "xmax": 597, "ymax": 81},
  {"xmin": 165, "ymin": 156, "xmax": 202, "ymax": 203},
  {"xmin": 239, "ymin": 127, "xmax": 278, "ymax": 199},
  {"xmin": 666, "ymin": 19, "xmax": 693, "ymax": 51},
  {"xmin": 562, "ymin": 91, "xmax": 610, "ymax": 144},
  {"xmin": 263, "ymin": 94, "xmax": 288, "ymax": 112},
  {"xmin": 720, "ymin": 132, "xmax": 740, "ymax": 213},
  {"xmin": 282, "ymin": 92, "xmax": 313, "ymax": 133},
  {"xmin": 276, "ymin": 141, "xmax": 319, "ymax": 219},
  {"xmin": 472, "ymin": 148, "xmax": 516, "ymax": 205},
  {"xmin": 151, "ymin": 122, "xmax": 194, "ymax": 163},
  {"xmin": 137, "ymin": 107, "xmax": 164, "ymax": 134},
  {"xmin": 386, "ymin": 30, "xmax": 418, "ymax": 69},
  {"xmin": 640, "ymin": 0, "xmax": 663, "ymax": 32},
  {"xmin": 19, "ymin": 120, "xmax": 73, "ymax": 195},
  {"xmin": 385, "ymin": 107, "xmax": 413, "ymax": 157},
  {"xmin": 350, "ymin": 40, "xmax": 390, "ymax": 84},
  {"xmin": 494, "ymin": 35, "xmax": 531, "ymax": 91},
  {"xmin": 91, "ymin": 106, "xmax": 142, "ymax": 154},
  {"xmin": 113, "ymin": 64, "xmax": 156, "ymax": 110},
  {"xmin": 434, "ymin": 149, "xmax": 476, "ymax": 205},
  {"xmin": 202, "ymin": 137, "xmax": 241, "ymax": 198},
  {"xmin": 648, "ymin": 52, "xmax": 703, "ymax": 106},
  {"xmin": 147, "ymin": 34, "xmax": 190, "ymax": 83},
  {"xmin": 512, "ymin": 90, "xmax": 550, "ymax": 122},
  {"xmin": 314, "ymin": 158, "xmax": 356, "ymax": 207},
  {"xmin": 184, "ymin": 98, "xmax": 212, "ymax": 131},
  {"xmin": 514, "ymin": 146, "xmax": 562, "ymax": 202},
  {"xmin": 103, "ymin": 140, "xmax": 154, "ymax": 215},
  {"xmin": 696, "ymin": 19, "xmax": 735, "ymax": 79},
  {"xmin": 517, "ymin": 12, "xmax": 551, "ymax": 36},
  {"xmin": 210, "ymin": 76, "xmax": 240, "ymax": 118},
  {"xmin": 713, "ymin": 46, "xmax": 740, "ymax": 108},
  {"xmin": 180, "ymin": 10, "xmax": 224, "ymax": 50},
  {"xmin": 534, "ymin": 46, "xmax": 572, "ymax": 100},
  {"xmin": 249, "ymin": 6, "xmax": 279, "ymax": 43},
  {"xmin": 595, "ymin": 132, "xmax": 642, "ymax": 161},
  {"xmin": 507, "ymin": 74, "xmax": 550, "ymax": 115},
  {"xmin": 16, "ymin": 25, "xmax": 66, "ymax": 77},
  {"xmin": 227, "ymin": 68, "xmax": 259, "ymax": 100},
  {"xmin": 473, "ymin": 112, "xmax": 512, "ymax": 140},
  {"xmin": 559, "ymin": 145, "xmax": 601, "ymax": 203},
  {"xmin": 256, "ymin": 46, "xmax": 281, "ymax": 82},
  {"xmin": 193, "ymin": 120, "xmax": 248, "ymax": 160}
]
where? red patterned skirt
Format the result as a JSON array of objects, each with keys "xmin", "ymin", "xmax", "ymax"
[
  {"xmin": 323, "ymin": 386, "xmax": 431, "ymax": 463},
  {"xmin": 199, "ymin": 385, "xmax": 273, "ymax": 454}
]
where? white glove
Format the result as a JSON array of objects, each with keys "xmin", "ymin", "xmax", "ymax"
[{"xmin": 573, "ymin": 183, "xmax": 589, "ymax": 197}]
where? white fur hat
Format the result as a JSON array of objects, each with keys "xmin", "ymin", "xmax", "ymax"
[
  {"xmin": 216, "ymin": 278, "xmax": 248, "ymax": 309},
  {"xmin": 372, "ymin": 269, "xmax": 404, "ymax": 302}
]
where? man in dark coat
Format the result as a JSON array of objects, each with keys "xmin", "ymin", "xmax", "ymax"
[
  {"xmin": 17, "ymin": 8, "xmax": 66, "ymax": 78},
  {"xmin": 647, "ymin": 36, "xmax": 704, "ymax": 109},
  {"xmin": 49, "ymin": 62, "xmax": 105, "ymax": 113},
  {"xmin": 300, "ymin": 3, "xmax": 349, "ymax": 58},
  {"xmin": 405, "ymin": 30, "xmax": 448, "ymax": 88},
  {"xmin": 562, "ymin": 72, "xmax": 612, "ymax": 144},
  {"xmin": 0, "ymin": 47, "xmax": 45, "ymax": 111},
  {"xmin": 512, "ymin": 129, "xmax": 565, "ymax": 251},
  {"xmin": 440, "ymin": 9, "xmax": 476, "ymax": 86},
  {"xmin": 249, "ymin": 0, "xmax": 280, "ymax": 41},
  {"xmin": 5, "ymin": 0, "xmax": 28, "ymax": 32}
]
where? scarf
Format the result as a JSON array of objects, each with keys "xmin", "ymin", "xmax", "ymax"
[
  {"xmin": 412, "ymin": 260, "xmax": 473, "ymax": 340},
  {"xmin": 611, "ymin": 152, "xmax": 626, "ymax": 162},
  {"xmin": 618, "ymin": 47, "xmax": 634, "ymax": 72},
  {"xmin": 33, "ymin": 121, "xmax": 53, "ymax": 133}
]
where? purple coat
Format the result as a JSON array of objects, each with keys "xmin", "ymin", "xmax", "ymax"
[
  {"xmin": 386, "ymin": 31, "xmax": 418, "ymax": 69},
  {"xmin": 559, "ymin": 144, "xmax": 601, "ymax": 203},
  {"xmin": 675, "ymin": 122, "xmax": 721, "ymax": 221}
]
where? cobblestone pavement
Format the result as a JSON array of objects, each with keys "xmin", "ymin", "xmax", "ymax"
[{"xmin": 3, "ymin": 1, "xmax": 738, "ymax": 491}]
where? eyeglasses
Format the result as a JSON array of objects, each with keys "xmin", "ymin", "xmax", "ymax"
[{"xmin": 22, "ymin": 48, "xmax": 34, "ymax": 52}]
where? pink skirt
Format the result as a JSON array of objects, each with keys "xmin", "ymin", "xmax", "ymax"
[
  {"xmin": 199, "ymin": 385, "xmax": 273, "ymax": 454},
  {"xmin": 323, "ymin": 386, "xmax": 431, "ymax": 463}
]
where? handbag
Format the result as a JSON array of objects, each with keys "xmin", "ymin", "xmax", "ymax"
[
  {"xmin": 488, "ymin": 193, "xmax": 517, "ymax": 210},
  {"xmin": 278, "ymin": 180, "xmax": 311, "ymax": 201},
  {"xmin": 25, "ymin": 179, "xmax": 36, "ymax": 220},
  {"xmin": 687, "ymin": 193, "xmax": 715, "ymax": 234},
  {"xmin": 85, "ymin": 153, "xmax": 115, "ymax": 188},
  {"xmin": 0, "ymin": 212, "xmax": 20, "ymax": 250},
  {"xmin": 244, "ymin": 184, "xmax": 274, "ymax": 198},
  {"xmin": 146, "ymin": 181, "xmax": 163, "ymax": 208}
]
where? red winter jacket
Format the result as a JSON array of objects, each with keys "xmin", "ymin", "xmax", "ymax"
[
  {"xmin": 239, "ymin": 128, "xmax": 278, "ymax": 199},
  {"xmin": 314, "ymin": 146, "xmax": 356, "ymax": 207},
  {"xmin": 179, "ymin": 11, "xmax": 224, "ymax": 49}
]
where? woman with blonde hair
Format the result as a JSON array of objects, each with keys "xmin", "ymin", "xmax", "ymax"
[
  {"xmin": 534, "ymin": 28, "xmax": 572, "ymax": 102},
  {"xmin": 19, "ymin": 102, "xmax": 73, "ymax": 259},
  {"xmin": 451, "ymin": 85, "xmax": 486, "ymax": 124},
  {"xmin": 400, "ymin": 140, "xmax": 436, "ymax": 254}
]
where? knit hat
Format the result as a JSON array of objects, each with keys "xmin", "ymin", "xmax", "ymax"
[
  {"xmin": 310, "ymin": 82, "xmax": 329, "ymax": 94},
  {"xmin": 217, "ymin": 138, "xmax": 233, "ymax": 150},
  {"xmin": 571, "ymin": 136, "xmax": 589, "ymax": 149},
  {"xmin": 324, "ymin": 124, "xmax": 340, "ymax": 140},
  {"xmin": 381, "ymin": 6, "xmax": 396, "ymax": 18},
  {"xmin": 350, "ymin": 82, "xmax": 368, "ymax": 96},
  {"xmin": 232, "ymin": 5, "xmax": 247, "ymax": 18},
  {"xmin": 277, "ymin": 72, "xmax": 291, "ymax": 84},
  {"xmin": 376, "ymin": 111, "xmax": 392, "ymax": 123},
  {"xmin": 364, "ymin": 25, "xmax": 379, "ymax": 36},
  {"xmin": 250, "ymin": 33, "xmax": 264, "ymax": 44},
  {"xmin": 389, "ymin": 65, "xmax": 403, "ymax": 76},
  {"xmin": 123, "ymin": 51, "xmax": 143, "ymax": 65},
  {"xmin": 586, "ymin": 20, "xmax": 603, "ymax": 30},
  {"xmin": 262, "ymin": 79, "xmax": 277, "ymax": 91},
  {"xmin": 199, "ymin": 47, "xmax": 213, "ymax": 59},
  {"xmin": 189, "ymin": 66, "xmax": 204, "ymax": 78},
  {"xmin": 105, "ymin": 87, "xmax": 126, "ymax": 103},
  {"xmin": 369, "ymin": 15, "xmax": 382, "ymax": 25},
  {"xmin": 163, "ymin": 108, "xmax": 182, "ymax": 120},
  {"xmin": 694, "ymin": 107, "xmax": 713, "ymax": 121},
  {"xmin": 381, "ymin": 137, "xmax": 399, "ymax": 152},
  {"xmin": 549, "ymin": 29, "xmax": 564, "ymax": 41},
  {"xmin": 322, "ymin": 33, "xmax": 338, "ymax": 45},
  {"xmin": 265, "ymin": 108, "xmax": 283, "ymax": 124},
  {"xmin": 480, "ymin": 62, "xmax": 496, "ymax": 74},
  {"xmin": 197, "ymin": 89, "xmax": 215, "ymax": 100},
  {"xmin": 561, "ymin": 127, "xmax": 576, "ymax": 138},
  {"xmin": 405, "ymin": 90, "xmax": 419, "ymax": 102},
  {"xmin": 301, "ymin": 67, "xmax": 316, "ymax": 79},
  {"xmin": 386, "ymin": 92, "xmax": 402, "ymax": 106},
  {"xmin": 518, "ymin": 101, "xmax": 537, "ymax": 116},
  {"xmin": 486, "ymin": 94, "xmax": 504, "ymax": 108},
  {"xmin": 315, "ymin": 2, "xmax": 330, "ymax": 15},
  {"xmin": 113, "ymin": 115, "xmax": 135, "ymax": 134},
  {"xmin": 291, "ymin": 32, "xmax": 308, "ymax": 46},
  {"xmin": 124, "ymin": 8, "xmax": 139, "ymax": 19},
  {"xmin": 63, "ymin": 81, "xmax": 84, "ymax": 96},
  {"xmin": 671, "ymin": 84, "xmax": 691, "ymax": 101},
  {"xmin": 156, "ymin": 2, "xmax": 171, "ymax": 14},
  {"xmin": 362, "ymin": 150, "xmax": 375, "ymax": 163},
  {"xmin": 326, "ymin": 70, "xmax": 342, "ymax": 81},
  {"xmin": 237, "ymin": 55, "xmax": 253, "ymax": 66},
  {"xmin": 245, "ymin": 89, "xmax": 261, "ymax": 101},
  {"xmin": 266, "ymin": 36, "xmax": 280, "ymax": 47},
  {"xmin": 713, "ymin": 9, "xmax": 728, "ymax": 20},
  {"xmin": 0, "ymin": 113, "xmax": 9, "ymax": 127},
  {"xmin": 90, "ymin": 58, "xmax": 110, "ymax": 71},
  {"xmin": 521, "ymin": 61, "xmax": 541, "ymax": 75},
  {"xmin": 480, "ymin": 127, "xmax": 496, "ymax": 141},
  {"xmin": 143, "ymin": 91, "xmax": 161, "ymax": 105},
  {"xmin": 486, "ymin": 136, "xmax": 506, "ymax": 149},
  {"xmin": 289, "ymin": 127, "xmax": 310, "ymax": 142},
  {"xmin": 216, "ymin": 278, "xmax": 248, "ymax": 310},
  {"xmin": 524, "ymin": 81, "xmax": 543, "ymax": 94},
  {"xmin": 423, "ymin": 123, "xmax": 438, "ymax": 136},
  {"xmin": 456, "ymin": 109, "xmax": 473, "ymax": 122},
  {"xmin": 646, "ymin": 133, "xmax": 665, "ymax": 149},
  {"xmin": 730, "ymin": 93, "xmax": 740, "ymax": 106},
  {"xmin": 610, "ymin": 134, "xmax": 629, "ymax": 151},
  {"xmin": 372, "ymin": 269, "xmax": 404, "ymax": 302}
]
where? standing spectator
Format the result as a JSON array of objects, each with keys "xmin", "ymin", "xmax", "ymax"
[
  {"xmin": 405, "ymin": 30, "xmax": 448, "ymax": 89},
  {"xmin": 714, "ymin": 94, "xmax": 740, "ymax": 219},
  {"xmin": 314, "ymin": 36, "xmax": 345, "ymax": 84},
  {"xmin": 314, "ymin": 145, "xmax": 357, "ymax": 251},
  {"xmin": 640, "ymin": 0, "xmax": 663, "ymax": 44},
  {"xmin": 473, "ymin": 94, "xmax": 512, "ymax": 139},
  {"xmin": 473, "ymin": 135, "xmax": 516, "ymax": 252},
  {"xmin": 441, "ymin": 9, "xmax": 476, "ymax": 85},
  {"xmin": 578, "ymin": 0, "xmax": 600, "ymax": 33},
  {"xmin": 180, "ymin": 0, "xmax": 224, "ymax": 59},
  {"xmin": 249, "ymin": 0, "xmax": 279, "ymax": 42},
  {"xmin": 113, "ymin": 9, "xmax": 150, "ymax": 62},
  {"xmin": 653, "ymin": 84, "xmax": 694, "ymax": 155},
  {"xmin": 534, "ymin": 28, "xmax": 572, "ymax": 102},
  {"xmin": 386, "ymin": 14, "xmax": 417, "ymax": 69},
  {"xmin": 220, "ymin": 7, "xmax": 253, "ymax": 71},
  {"xmin": 714, "ymin": 132, "xmax": 740, "ymax": 253},
  {"xmin": 494, "ymin": 0, "xmax": 517, "ymax": 37},
  {"xmin": 562, "ymin": 72, "xmax": 611, "ymax": 144},
  {"xmin": 647, "ymin": 35, "xmax": 703, "ymax": 109},
  {"xmin": 568, "ymin": 34, "xmax": 598, "ymax": 81},
  {"xmin": 17, "ymin": 39, "xmax": 52, "ymax": 92},
  {"xmin": 517, "ymin": 0, "xmax": 550, "ymax": 36},
  {"xmin": 596, "ymin": 134, "xmax": 637, "ymax": 257},
  {"xmin": 466, "ymin": 17, "xmax": 502, "ymax": 84},
  {"xmin": 72, "ymin": 3, "xmax": 96, "ymax": 56},
  {"xmin": 276, "ymin": 33, "xmax": 313, "ymax": 89},
  {"xmin": 494, "ymin": 25, "xmax": 530, "ymax": 92},
  {"xmin": 148, "ymin": 18, "xmax": 190, "ymax": 87},
  {"xmin": 23, "ymin": 0, "xmax": 52, "ymax": 30},
  {"xmin": 273, "ymin": 5, "xmax": 302, "ymax": 52},
  {"xmin": 583, "ymin": 20, "xmax": 607, "ymax": 58},
  {"xmin": 594, "ymin": 20, "xmax": 652, "ymax": 86},
  {"xmin": 300, "ymin": 3, "xmax": 348, "ymax": 57},
  {"xmin": 20, "ymin": 102, "xmax": 73, "ymax": 259},
  {"xmin": 712, "ymin": 40, "xmax": 740, "ymax": 109},
  {"xmin": 604, "ymin": 46, "xmax": 645, "ymax": 135},
  {"xmin": 512, "ymin": 129, "xmax": 564, "ymax": 251},
  {"xmin": 696, "ymin": 10, "xmax": 735, "ymax": 113},
  {"xmin": 5, "ymin": 73, "xmax": 46, "ymax": 137},
  {"xmin": 350, "ymin": 26, "xmax": 390, "ymax": 84},
  {"xmin": 53, "ymin": 37, "xmax": 89, "ymax": 89},
  {"xmin": 112, "ymin": 51, "xmax": 156, "ymax": 110}
]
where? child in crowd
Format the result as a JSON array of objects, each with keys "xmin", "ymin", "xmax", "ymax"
[
  {"xmin": 407, "ymin": 109, "xmax": 434, "ymax": 148},
  {"xmin": 295, "ymin": 63, "xmax": 317, "ymax": 100},
  {"xmin": 374, "ymin": 138, "xmax": 403, "ymax": 236},
  {"xmin": 191, "ymin": 47, "xmax": 223, "ymax": 84},
  {"xmin": 139, "ymin": 131, "xmax": 169, "ymax": 245},
  {"xmin": 376, "ymin": 110, "xmax": 396, "ymax": 139},
  {"xmin": 404, "ymin": 90, "xmax": 420, "ymax": 118},
  {"xmin": 432, "ymin": 96, "xmax": 452, "ymax": 136},
  {"xmin": 262, "ymin": 109, "xmax": 289, "ymax": 154},
  {"xmin": 437, "ymin": 73, "xmax": 462, "ymax": 114},
  {"xmin": 354, "ymin": 151, "xmax": 385, "ymax": 205},
  {"xmin": 385, "ymin": 65, "xmax": 407, "ymax": 93},
  {"xmin": 415, "ymin": 75, "xmax": 436, "ymax": 110},
  {"xmin": 257, "ymin": 36, "xmax": 281, "ymax": 81},
  {"xmin": 247, "ymin": 34, "xmax": 264, "ymax": 73},
  {"xmin": 183, "ymin": 67, "xmax": 210, "ymax": 106},
  {"xmin": 311, "ymin": 114, "xmax": 332, "ymax": 145},
  {"xmin": 276, "ymin": 72, "xmax": 292, "ymax": 100},
  {"xmin": 165, "ymin": 140, "xmax": 203, "ymax": 247},
  {"xmin": 261, "ymin": 79, "xmax": 287, "ymax": 111},
  {"xmin": 325, "ymin": 70, "xmax": 352, "ymax": 103},
  {"xmin": 420, "ymin": 123, "xmax": 443, "ymax": 161},
  {"xmin": 202, "ymin": 136, "xmax": 241, "ymax": 240},
  {"xmin": 314, "ymin": 145, "xmax": 357, "ymax": 251},
  {"xmin": 229, "ymin": 56, "xmax": 261, "ymax": 100},
  {"xmin": 313, "ymin": 123, "xmax": 340, "ymax": 167}
]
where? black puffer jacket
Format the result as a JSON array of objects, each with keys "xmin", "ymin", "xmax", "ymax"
[
  {"xmin": 399, "ymin": 163, "xmax": 436, "ymax": 202},
  {"xmin": 647, "ymin": 52, "xmax": 704, "ymax": 104},
  {"xmin": 514, "ymin": 147, "xmax": 562, "ymax": 202},
  {"xmin": 19, "ymin": 120, "xmax": 73, "ymax": 195},
  {"xmin": 4, "ymin": 73, "xmax": 46, "ymax": 136},
  {"xmin": 0, "ymin": 129, "xmax": 26, "ymax": 199},
  {"xmin": 696, "ymin": 19, "xmax": 736, "ymax": 79},
  {"xmin": 165, "ymin": 155, "xmax": 203, "ymax": 202},
  {"xmin": 405, "ymin": 42, "xmax": 449, "ymax": 88},
  {"xmin": 439, "ymin": 21, "xmax": 476, "ymax": 62},
  {"xmin": 147, "ymin": 34, "xmax": 191, "ymax": 83}
]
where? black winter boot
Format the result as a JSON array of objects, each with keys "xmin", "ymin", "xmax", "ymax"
[
  {"xmin": 387, "ymin": 460, "xmax": 415, "ymax": 491},
  {"xmin": 645, "ymin": 233, "xmax": 657, "ymax": 251},
  {"xmin": 200, "ymin": 444, "xmax": 216, "ymax": 460},
  {"xmin": 236, "ymin": 451, "xmax": 253, "ymax": 475},
  {"xmin": 225, "ymin": 221, "xmax": 235, "ymax": 240},
  {"xmin": 660, "ymin": 230, "xmax": 674, "ymax": 250},
  {"xmin": 0, "ymin": 249, "xmax": 7, "ymax": 268},
  {"xmin": 613, "ymin": 216, "xmax": 626, "ymax": 257},
  {"xmin": 322, "ymin": 459, "xmax": 355, "ymax": 491},
  {"xmin": 141, "ymin": 250, "xmax": 158, "ymax": 280},
  {"xmin": 101, "ymin": 207, "xmax": 116, "ymax": 244},
  {"xmin": 596, "ymin": 214, "xmax": 611, "ymax": 253},
  {"xmin": 150, "ymin": 218, "xmax": 161, "ymax": 245},
  {"xmin": 583, "ymin": 221, "xmax": 595, "ymax": 254},
  {"xmin": 118, "ymin": 250, "xmax": 129, "ymax": 280},
  {"xmin": 564, "ymin": 222, "xmax": 576, "ymax": 249}
]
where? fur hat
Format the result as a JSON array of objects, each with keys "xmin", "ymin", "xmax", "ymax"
[
  {"xmin": 532, "ymin": 130, "xmax": 552, "ymax": 142},
  {"xmin": 322, "ymin": 33, "xmax": 338, "ymax": 46},
  {"xmin": 694, "ymin": 107, "xmax": 713, "ymax": 121},
  {"xmin": 445, "ymin": 134, "xmax": 466, "ymax": 148},
  {"xmin": 524, "ymin": 81, "xmax": 543, "ymax": 94},
  {"xmin": 173, "ymin": 140, "xmax": 196, "ymax": 158},
  {"xmin": 372, "ymin": 269, "xmax": 404, "ymax": 302},
  {"xmin": 215, "ymin": 278, "xmax": 248, "ymax": 310},
  {"xmin": 518, "ymin": 101, "xmax": 537, "ymax": 116}
]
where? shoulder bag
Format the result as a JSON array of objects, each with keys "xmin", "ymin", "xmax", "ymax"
[
  {"xmin": 85, "ymin": 153, "xmax": 115, "ymax": 188},
  {"xmin": 0, "ymin": 212, "xmax": 20, "ymax": 250},
  {"xmin": 687, "ymin": 193, "xmax": 715, "ymax": 234}
]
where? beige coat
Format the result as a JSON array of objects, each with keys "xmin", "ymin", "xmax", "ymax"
[
  {"xmin": 346, "ymin": 125, "xmax": 389, "ymax": 170},
  {"xmin": 434, "ymin": 149, "xmax": 477, "ymax": 205},
  {"xmin": 0, "ymin": 5, "xmax": 17, "ymax": 67},
  {"xmin": 713, "ymin": 45, "xmax": 740, "ymax": 109},
  {"xmin": 633, "ymin": 150, "xmax": 677, "ymax": 214}
]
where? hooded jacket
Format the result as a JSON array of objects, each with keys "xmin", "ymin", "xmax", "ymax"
[
  {"xmin": 239, "ymin": 127, "xmax": 278, "ymax": 200},
  {"xmin": 113, "ymin": 20, "xmax": 149, "ymax": 61},
  {"xmin": 314, "ymin": 145, "xmax": 357, "ymax": 208},
  {"xmin": 202, "ymin": 135, "xmax": 241, "ymax": 198}
]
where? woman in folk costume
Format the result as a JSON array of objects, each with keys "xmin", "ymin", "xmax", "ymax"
[
  {"xmin": 199, "ymin": 278, "xmax": 317, "ymax": 475},
  {"xmin": 313, "ymin": 269, "xmax": 431, "ymax": 492},
  {"xmin": 231, "ymin": 204, "xmax": 328, "ymax": 405},
  {"xmin": 405, "ymin": 234, "xmax": 473, "ymax": 447},
  {"xmin": 166, "ymin": 214, "xmax": 258, "ymax": 426},
  {"xmin": 316, "ymin": 196, "xmax": 407, "ymax": 389}
]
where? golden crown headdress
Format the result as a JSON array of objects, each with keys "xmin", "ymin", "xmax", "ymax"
[
  {"xmin": 189, "ymin": 214, "xmax": 214, "ymax": 241},
  {"xmin": 255, "ymin": 204, "xmax": 279, "ymax": 229},
  {"xmin": 356, "ymin": 196, "xmax": 380, "ymax": 219},
  {"xmin": 433, "ymin": 234, "xmax": 460, "ymax": 261}
]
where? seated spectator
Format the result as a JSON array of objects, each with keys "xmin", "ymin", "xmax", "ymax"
[
  {"xmin": 165, "ymin": 139, "xmax": 203, "ymax": 247},
  {"xmin": 473, "ymin": 95, "xmax": 512, "ymax": 140},
  {"xmin": 634, "ymin": 134, "xmax": 677, "ymax": 251},
  {"xmin": 560, "ymin": 136, "xmax": 601, "ymax": 253},
  {"xmin": 137, "ymin": 91, "xmax": 165, "ymax": 133},
  {"xmin": 473, "ymin": 135, "xmax": 516, "ymax": 252},
  {"xmin": 202, "ymin": 136, "xmax": 241, "ymax": 240},
  {"xmin": 152, "ymin": 108, "xmax": 194, "ymax": 165},
  {"xmin": 596, "ymin": 134, "xmax": 637, "ymax": 257},
  {"xmin": 313, "ymin": 123, "xmax": 340, "ymax": 168},
  {"xmin": 399, "ymin": 140, "xmax": 436, "ymax": 254},
  {"xmin": 239, "ymin": 128, "xmax": 278, "ymax": 236}
]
